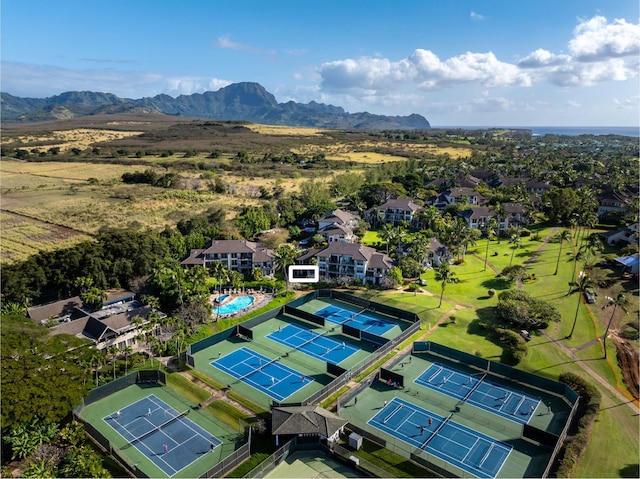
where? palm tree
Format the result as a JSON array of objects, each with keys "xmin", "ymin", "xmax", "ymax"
[
  {"xmin": 121, "ymin": 345, "xmax": 133, "ymax": 375},
  {"xmin": 490, "ymin": 204, "xmax": 506, "ymax": 242},
  {"xmin": 379, "ymin": 223, "xmax": 395, "ymax": 255},
  {"xmin": 580, "ymin": 232, "xmax": 603, "ymax": 267},
  {"xmin": 602, "ymin": 293, "xmax": 629, "ymax": 359},
  {"xmin": 107, "ymin": 345, "xmax": 119, "ymax": 380},
  {"xmin": 434, "ymin": 264, "xmax": 458, "ymax": 308},
  {"xmin": 274, "ymin": 243, "xmax": 298, "ymax": 292},
  {"xmin": 210, "ymin": 261, "xmax": 230, "ymax": 293},
  {"xmin": 483, "ymin": 218, "xmax": 498, "ymax": 271},
  {"xmin": 554, "ymin": 230, "xmax": 572, "ymax": 275},
  {"xmin": 567, "ymin": 272, "xmax": 593, "ymax": 339},
  {"xmin": 509, "ymin": 233, "xmax": 522, "ymax": 266},
  {"xmin": 93, "ymin": 352, "xmax": 106, "ymax": 386}
]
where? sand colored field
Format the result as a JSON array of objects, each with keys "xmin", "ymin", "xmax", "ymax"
[
  {"xmin": 0, "ymin": 160, "xmax": 155, "ymax": 193},
  {"xmin": 244, "ymin": 124, "xmax": 326, "ymax": 136},
  {"xmin": 7, "ymin": 128, "xmax": 143, "ymax": 152},
  {"xmin": 0, "ymin": 210, "xmax": 93, "ymax": 264},
  {"xmin": 292, "ymin": 140, "xmax": 471, "ymax": 162}
]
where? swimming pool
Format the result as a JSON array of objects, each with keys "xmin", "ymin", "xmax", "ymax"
[
  {"xmin": 214, "ymin": 294, "xmax": 229, "ymax": 303},
  {"xmin": 214, "ymin": 295, "xmax": 254, "ymax": 315}
]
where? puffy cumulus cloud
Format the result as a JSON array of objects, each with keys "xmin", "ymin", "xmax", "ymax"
[
  {"xmin": 517, "ymin": 17, "xmax": 639, "ymax": 87},
  {"xmin": 569, "ymin": 16, "xmax": 640, "ymax": 61},
  {"xmin": 518, "ymin": 49, "xmax": 571, "ymax": 68},
  {"xmin": 319, "ymin": 49, "xmax": 531, "ymax": 92},
  {"xmin": 164, "ymin": 77, "xmax": 231, "ymax": 96}
]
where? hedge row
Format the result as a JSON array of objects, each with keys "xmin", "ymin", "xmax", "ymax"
[{"xmin": 554, "ymin": 372, "xmax": 602, "ymax": 477}]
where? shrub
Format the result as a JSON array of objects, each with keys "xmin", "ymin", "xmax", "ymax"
[
  {"xmin": 554, "ymin": 373, "xmax": 601, "ymax": 478},
  {"xmin": 488, "ymin": 289, "xmax": 496, "ymax": 297},
  {"xmin": 494, "ymin": 328, "xmax": 528, "ymax": 364},
  {"xmin": 620, "ymin": 328, "xmax": 639, "ymax": 340}
]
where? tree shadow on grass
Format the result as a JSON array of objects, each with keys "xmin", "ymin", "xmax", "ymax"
[
  {"xmin": 481, "ymin": 278, "xmax": 511, "ymax": 290},
  {"xmin": 466, "ymin": 307, "xmax": 514, "ymax": 363}
]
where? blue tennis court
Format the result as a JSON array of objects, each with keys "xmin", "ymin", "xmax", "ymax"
[
  {"xmin": 315, "ymin": 304, "xmax": 396, "ymax": 336},
  {"xmin": 104, "ymin": 394, "xmax": 220, "ymax": 477},
  {"xmin": 211, "ymin": 347, "xmax": 313, "ymax": 401},
  {"xmin": 368, "ymin": 397, "xmax": 511, "ymax": 479},
  {"xmin": 266, "ymin": 324, "xmax": 359, "ymax": 365},
  {"xmin": 415, "ymin": 363, "xmax": 541, "ymax": 424}
]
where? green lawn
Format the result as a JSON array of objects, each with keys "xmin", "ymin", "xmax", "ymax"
[{"xmin": 373, "ymin": 225, "xmax": 638, "ymax": 478}]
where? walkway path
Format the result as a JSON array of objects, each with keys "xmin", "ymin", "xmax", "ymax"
[
  {"xmin": 165, "ymin": 359, "xmax": 258, "ymax": 420},
  {"xmin": 541, "ymin": 332, "xmax": 639, "ymax": 414}
]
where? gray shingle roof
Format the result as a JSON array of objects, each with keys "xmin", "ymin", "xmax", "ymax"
[
  {"xmin": 272, "ymin": 406, "xmax": 347, "ymax": 437},
  {"xmin": 27, "ymin": 296, "xmax": 84, "ymax": 323}
]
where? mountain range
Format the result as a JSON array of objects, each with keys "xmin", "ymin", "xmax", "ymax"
[{"xmin": 0, "ymin": 82, "xmax": 430, "ymax": 130}]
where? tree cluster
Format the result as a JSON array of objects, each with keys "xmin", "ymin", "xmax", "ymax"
[{"xmin": 496, "ymin": 289, "xmax": 561, "ymax": 330}]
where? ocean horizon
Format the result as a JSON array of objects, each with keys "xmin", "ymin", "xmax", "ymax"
[{"xmin": 433, "ymin": 126, "xmax": 639, "ymax": 137}]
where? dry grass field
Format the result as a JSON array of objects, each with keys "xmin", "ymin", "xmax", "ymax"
[
  {"xmin": 0, "ymin": 114, "xmax": 479, "ymax": 263},
  {"xmin": 244, "ymin": 124, "xmax": 326, "ymax": 136},
  {"xmin": 0, "ymin": 210, "xmax": 93, "ymax": 263},
  {"xmin": 6, "ymin": 129, "xmax": 143, "ymax": 152}
]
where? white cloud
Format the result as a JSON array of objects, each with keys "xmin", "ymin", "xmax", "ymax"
[
  {"xmin": 319, "ymin": 49, "xmax": 531, "ymax": 92},
  {"xmin": 470, "ymin": 11, "xmax": 485, "ymax": 21},
  {"xmin": 569, "ymin": 16, "xmax": 640, "ymax": 61},
  {"xmin": 317, "ymin": 15, "xmax": 639, "ymax": 108},
  {"xmin": 613, "ymin": 95, "xmax": 640, "ymax": 108},
  {"xmin": 212, "ymin": 34, "xmax": 253, "ymax": 52},
  {"xmin": 1, "ymin": 61, "xmax": 231, "ymax": 98},
  {"xmin": 212, "ymin": 34, "xmax": 277, "ymax": 60},
  {"xmin": 518, "ymin": 49, "xmax": 571, "ymax": 68}
]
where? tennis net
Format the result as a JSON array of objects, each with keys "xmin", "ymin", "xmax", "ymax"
[
  {"xmin": 420, "ymin": 412, "xmax": 453, "ymax": 450},
  {"xmin": 123, "ymin": 409, "xmax": 189, "ymax": 448},
  {"xmin": 291, "ymin": 328, "xmax": 331, "ymax": 354},
  {"xmin": 236, "ymin": 355, "xmax": 280, "ymax": 384}
]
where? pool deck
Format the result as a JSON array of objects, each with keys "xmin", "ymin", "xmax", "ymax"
[{"xmin": 209, "ymin": 291, "xmax": 272, "ymax": 319}]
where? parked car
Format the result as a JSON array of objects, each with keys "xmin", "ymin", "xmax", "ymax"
[{"xmin": 584, "ymin": 291, "xmax": 596, "ymax": 304}]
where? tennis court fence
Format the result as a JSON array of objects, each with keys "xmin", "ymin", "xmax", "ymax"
[
  {"xmin": 299, "ymin": 320, "xmax": 421, "ymax": 407},
  {"xmin": 76, "ymin": 370, "xmax": 166, "ymax": 409},
  {"xmin": 319, "ymin": 290, "xmax": 420, "ymax": 324}
]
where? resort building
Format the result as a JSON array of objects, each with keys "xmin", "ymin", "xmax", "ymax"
[
  {"xmin": 298, "ymin": 242, "xmax": 392, "ymax": 286},
  {"xmin": 182, "ymin": 240, "xmax": 275, "ymax": 277}
]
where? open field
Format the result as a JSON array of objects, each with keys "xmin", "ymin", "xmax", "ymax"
[
  {"xmin": 0, "ymin": 210, "xmax": 93, "ymax": 263},
  {"xmin": 7, "ymin": 128, "xmax": 143, "ymax": 152}
]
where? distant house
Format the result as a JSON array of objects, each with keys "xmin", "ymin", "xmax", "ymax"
[
  {"xmin": 597, "ymin": 190, "xmax": 633, "ymax": 219},
  {"xmin": 182, "ymin": 240, "xmax": 275, "ymax": 277},
  {"xmin": 427, "ymin": 188, "xmax": 487, "ymax": 210},
  {"xmin": 368, "ymin": 198, "xmax": 423, "ymax": 226},
  {"xmin": 458, "ymin": 207, "xmax": 495, "ymax": 230},
  {"xmin": 494, "ymin": 177, "xmax": 552, "ymax": 195},
  {"xmin": 614, "ymin": 253, "xmax": 640, "ymax": 275},
  {"xmin": 502, "ymin": 202, "xmax": 529, "ymax": 229},
  {"xmin": 425, "ymin": 174, "xmax": 482, "ymax": 190},
  {"xmin": 397, "ymin": 237, "xmax": 452, "ymax": 268},
  {"xmin": 316, "ymin": 209, "xmax": 360, "ymax": 243},
  {"xmin": 271, "ymin": 406, "xmax": 347, "ymax": 447},
  {"xmin": 317, "ymin": 223, "xmax": 358, "ymax": 244},
  {"xmin": 599, "ymin": 223, "xmax": 640, "ymax": 246},
  {"xmin": 298, "ymin": 242, "xmax": 393, "ymax": 286},
  {"xmin": 317, "ymin": 209, "xmax": 359, "ymax": 230}
]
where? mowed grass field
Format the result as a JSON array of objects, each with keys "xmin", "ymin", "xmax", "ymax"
[{"xmin": 363, "ymin": 226, "xmax": 638, "ymax": 478}]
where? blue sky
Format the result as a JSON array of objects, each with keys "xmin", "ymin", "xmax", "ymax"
[{"xmin": 2, "ymin": 0, "xmax": 638, "ymax": 126}]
